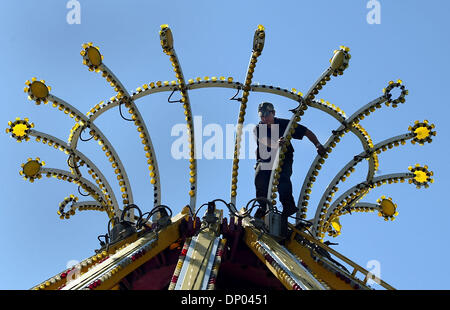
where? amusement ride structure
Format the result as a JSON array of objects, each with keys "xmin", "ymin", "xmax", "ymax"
[{"xmin": 7, "ymin": 25, "xmax": 435, "ymax": 290}]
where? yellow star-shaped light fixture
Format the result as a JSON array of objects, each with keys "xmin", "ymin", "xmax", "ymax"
[
  {"xmin": 408, "ymin": 164, "xmax": 434, "ymax": 189},
  {"xmin": 80, "ymin": 42, "xmax": 103, "ymax": 72},
  {"xmin": 20, "ymin": 157, "xmax": 45, "ymax": 183},
  {"xmin": 24, "ymin": 77, "xmax": 51, "ymax": 104},
  {"xmin": 409, "ymin": 120, "xmax": 436, "ymax": 145},
  {"xmin": 377, "ymin": 196, "xmax": 399, "ymax": 221},
  {"xmin": 6, "ymin": 117, "xmax": 34, "ymax": 142}
]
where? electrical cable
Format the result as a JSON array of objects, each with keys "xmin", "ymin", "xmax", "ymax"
[
  {"xmin": 120, "ymin": 204, "xmax": 143, "ymax": 222},
  {"xmin": 103, "ymin": 217, "xmax": 114, "ymax": 251},
  {"xmin": 202, "ymin": 197, "xmax": 277, "ymax": 220},
  {"xmin": 248, "ymin": 197, "xmax": 278, "ymax": 218},
  {"xmin": 136, "ymin": 204, "xmax": 173, "ymax": 230},
  {"xmin": 168, "ymin": 87, "xmax": 183, "ymax": 103},
  {"xmin": 229, "ymin": 83, "xmax": 242, "ymax": 102},
  {"xmin": 79, "ymin": 126, "xmax": 94, "ymax": 142},
  {"xmin": 119, "ymin": 100, "xmax": 134, "ymax": 122},
  {"xmin": 193, "ymin": 203, "xmax": 209, "ymax": 222},
  {"xmin": 77, "ymin": 185, "xmax": 90, "ymax": 197},
  {"xmin": 211, "ymin": 199, "xmax": 244, "ymax": 218},
  {"xmin": 67, "ymin": 152, "xmax": 82, "ymax": 169},
  {"xmin": 136, "ymin": 211, "xmax": 152, "ymax": 229},
  {"xmin": 97, "ymin": 234, "xmax": 109, "ymax": 247}
]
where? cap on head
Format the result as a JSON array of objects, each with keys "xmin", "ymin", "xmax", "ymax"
[{"xmin": 258, "ymin": 102, "xmax": 275, "ymax": 117}]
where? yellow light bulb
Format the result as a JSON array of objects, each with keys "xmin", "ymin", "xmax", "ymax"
[
  {"xmin": 12, "ymin": 123, "xmax": 28, "ymax": 137},
  {"xmin": 414, "ymin": 126, "xmax": 430, "ymax": 140},
  {"xmin": 414, "ymin": 170, "xmax": 428, "ymax": 183}
]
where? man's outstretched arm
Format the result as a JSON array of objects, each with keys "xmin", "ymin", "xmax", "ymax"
[
  {"xmin": 278, "ymin": 126, "xmax": 327, "ymax": 156},
  {"xmin": 304, "ymin": 129, "xmax": 327, "ymax": 156}
]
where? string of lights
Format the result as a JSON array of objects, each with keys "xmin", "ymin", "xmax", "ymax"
[
  {"xmin": 312, "ymin": 132, "xmax": 414, "ymax": 236},
  {"xmin": 160, "ymin": 25, "xmax": 197, "ymax": 212},
  {"xmin": 318, "ymin": 167, "xmax": 434, "ymax": 240},
  {"xmin": 229, "ymin": 25, "xmax": 266, "ymax": 211},
  {"xmin": 80, "ymin": 43, "xmax": 162, "ymax": 210},
  {"xmin": 23, "ymin": 77, "xmax": 134, "ymax": 220}
]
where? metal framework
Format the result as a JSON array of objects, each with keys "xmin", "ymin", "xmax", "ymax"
[{"xmin": 6, "ymin": 25, "xmax": 436, "ymax": 290}]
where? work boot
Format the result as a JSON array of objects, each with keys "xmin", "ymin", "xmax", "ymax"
[{"xmin": 282, "ymin": 205, "xmax": 299, "ymax": 217}]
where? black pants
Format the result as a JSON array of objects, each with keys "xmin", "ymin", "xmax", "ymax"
[{"xmin": 254, "ymin": 159, "xmax": 296, "ymax": 214}]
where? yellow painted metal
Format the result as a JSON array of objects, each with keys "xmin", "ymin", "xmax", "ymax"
[
  {"xmin": 96, "ymin": 214, "xmax": 186, "ymax": 290},
  {"xmin": 107, "ymin": 233, "xmax": 139, "ymax": 254},
  {"xmin": 284, "ymin": 236, "xmax": 355, "ymax": 290},
  {"xmin": 32, "ymin": 232, "xmax": 139, "ymax": 290},
  {"xmin": 286, "ymin": 224, "xmax": 395, "ymax": 290},
  {"xmin": 32, "ymin": 214, "xmax": 185, "ymax": 290}
]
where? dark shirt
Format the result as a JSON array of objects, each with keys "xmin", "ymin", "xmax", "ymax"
[{"xmin": 254, "ymin": 117, "xmax": 307, "ymax": 163}]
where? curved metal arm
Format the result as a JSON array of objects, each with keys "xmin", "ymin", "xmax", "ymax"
[
  {"xmin": 315, "ymin": 173, "xmax": 414, "ymax": 239},
  {"xmin": 160, "ymin": 26, "xmax": 197, "ymax": 212},
  {"xmin": 30, "ymin": 129, "xmax": 120, "ymax": 213},
  {"xmin": 312, "ymin": 133, "xmax": 414, "ymax": 236},
  {"xmin": 40, "ymin": 167, "xmax": 112, "ymax": 218},
  {"xmin": 338, "ymin": 202, "xmax": 380, "ymax": 216},
  {"xmin": 296, "ymin": 95, "xmax": 388, "ymax": 222},
  {"xmin": 59, "ymin": 197, "xmax": 105, "ymax": 220},
  {"xmin": 31, "ymin": 92, "xmax": 134, "ymax": 215},
  {"xmin": 230, "ymin": 25, "xmax": 265, "ymax": 212},
  {"xmin": 98, "ymin": 63, "xmax": 161, "ymax": 210},
  {"xmin": 264, "ymin": 64, "xmax": 336, "ymax": 216}
]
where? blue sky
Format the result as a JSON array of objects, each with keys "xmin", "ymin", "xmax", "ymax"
[{"xmin": 1, "ymin": 0, "xmax": 449, "ymax": 290}]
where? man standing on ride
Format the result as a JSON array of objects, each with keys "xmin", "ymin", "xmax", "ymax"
[{"xmin": 253, "ymin": 102, "xmax": 327, "ymax": 218}]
